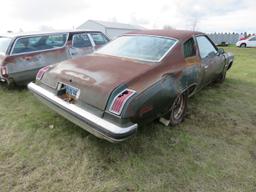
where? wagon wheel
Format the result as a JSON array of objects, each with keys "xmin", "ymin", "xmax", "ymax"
[{"xmin": 6, "ymin": 78, "xmax": 16, "ymax": 89}]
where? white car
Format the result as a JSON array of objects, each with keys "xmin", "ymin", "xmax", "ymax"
[{"xmin": 236, "ymin": 36, "xmax": 256, "ymax": 48}]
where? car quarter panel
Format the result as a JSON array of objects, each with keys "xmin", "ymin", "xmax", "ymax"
[
  {"xmin": 121, "ymin": 42, "xmax": 202, "ymax": 122},
  {"xmin": 3, "ymin": 48, "xmax": 69, "ymax": 84}
]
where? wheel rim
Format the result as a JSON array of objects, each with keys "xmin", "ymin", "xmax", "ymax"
[{"xmin": 172, "ymin": 95, "xmax": 185, "ymax": 120}]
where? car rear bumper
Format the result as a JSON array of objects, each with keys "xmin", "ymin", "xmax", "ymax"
[{"xmin": 28, "ymin": 82, "xmax": 138, "ymax": 143}]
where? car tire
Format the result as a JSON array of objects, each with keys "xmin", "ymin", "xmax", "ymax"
[
  {"xmin": 215, "ymin": 68, "xmax": 227, "ymax": 84},
  {"xmin": 6, "ymin": 78, "xmax": 15, "ymax": 89},
  {"xmin": 169, "ymin": 93, "xmax": 188, "ymax": 126},
  {"xmin": 240, "ymin": 43, "xmax": 246, "ymax": 48}
]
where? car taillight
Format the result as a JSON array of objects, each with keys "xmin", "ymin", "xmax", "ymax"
[
  {"xmin": 1, "ymin": 66, "xmax": 8, "ymax": 78},
  {"xmin": 109, "ymin": 89, "xmax": 136, "ymax": 115},
  {"xmin": 36, "ymin": 66, "xmax": 50, "ymax": 80}
]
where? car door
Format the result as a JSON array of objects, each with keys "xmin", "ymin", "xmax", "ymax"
[
  {"xmin": 196, "ymin": 35, "xmax": 225, "ymax": 86},
  {"xmin": 69, "ymin": 33, "xmax": 94, "ymax": 58},
  {"xmin": 247, "ymin": 36, "xmax": 256, "ymax": 47}
]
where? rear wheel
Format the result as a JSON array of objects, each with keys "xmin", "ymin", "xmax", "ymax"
[
  {"xmin": 169, "ymin": 94, "xmax": 187, "ymax": 126},
  {"xmin": 6, "ymin": 78, "xmax": 15, "ymax": 89},
  {"xmin": 160, "ymin": 93, "xmax": 188, "ymax": 126}
]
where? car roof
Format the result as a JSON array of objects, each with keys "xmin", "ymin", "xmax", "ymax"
[
  {"xmin": 126, "ymin": 29, "xmax": 204, "ymax": 41},
  {"xmin": 0, "ymin": 29, "xmax": 103, "ymax": 39}
]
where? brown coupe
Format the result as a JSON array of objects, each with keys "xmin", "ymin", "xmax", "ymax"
[{"xmin": 28, "ymin": 29, "xmax": 234, "ymax": 142}]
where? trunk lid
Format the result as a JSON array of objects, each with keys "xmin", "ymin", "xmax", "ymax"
[{"xmin": 42, "ymin": 54, "xmax": 153, "ymax": 110}]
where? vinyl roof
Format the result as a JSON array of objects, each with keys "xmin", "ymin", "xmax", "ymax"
[{"xmin": 127, "ymin": 29, "xmax": 204, "ymax": 41}]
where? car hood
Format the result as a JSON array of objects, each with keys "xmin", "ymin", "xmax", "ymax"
[{"xmin": 42, "ymin": 54, "xmax": 153, "ymax": 110}]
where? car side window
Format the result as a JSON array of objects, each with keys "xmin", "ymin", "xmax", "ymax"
[
  {"xmin": 72, "ymin": 33, "xmax": 92, "ymax": 48},
  {"xmin": 183, "ymin": 38, "xmax": 196, "ymax": 58},
  {"xmin": 11, "ymin": 33, "xmax": 67, "ymax": 55},
  {"xmin": 46, "ymin": 34, "xmax": 67, "ymax": 47},
  {"xmin": 249, "ymin": 37, "xmax": 256, "ymax": 41},
  {"xmin": 196, "ymin": 36, "xmax": 217, "ymax": 59},
  {"xmin": 89, "ymin": 33, "xmax": 109, "ymax": 45}
]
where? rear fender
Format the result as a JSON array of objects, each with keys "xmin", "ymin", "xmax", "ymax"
[{"xmin": 124, "ymin": 65, "xmax": 200, "ymax": 123}]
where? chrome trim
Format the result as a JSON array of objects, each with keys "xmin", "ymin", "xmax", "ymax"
[
  {"xmin": 28, "ymin": 82, "xmax": 138, "ymax": 142},
  {"xmin": 96, "ymin": 34, "xmax": 179, "ymax": 63},
  {"xmin": 87, "ymin": 33, "xmax": 96, "ymax": 47},
  {"xmin": 10, "ymin": 33, "xmax": 69, "ymax": 56},
  {"xmin": 109, "ymin": 89, "xmax": 136, "ymax": 116}
]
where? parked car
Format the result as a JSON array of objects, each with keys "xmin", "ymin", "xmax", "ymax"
[
  {"xmin": 28, "ymin": 29, "xmax": 234, "ymax": 142},
  {"xmin": 0, "ymin": 30, "xmax": 109, "ymax": 86},
  {"xmin": 236, "ymin": 35, "xmax": 256, "ymax": 48}
]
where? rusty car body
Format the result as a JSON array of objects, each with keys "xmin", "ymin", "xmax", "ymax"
[
  {"xmin": 0, "ymin": 30, "xmax": 109, "ymax": 86},
  {"xmin": 28, "ymin": 29, "xmax": 234, "ymax": 142}
]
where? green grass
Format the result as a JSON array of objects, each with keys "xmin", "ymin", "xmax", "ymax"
[{"xmin": 0, "ymin": 47, "xmax": 256, "ymax": 192}]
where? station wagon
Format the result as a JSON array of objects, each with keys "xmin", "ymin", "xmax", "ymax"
[{"xmin": 0, "ymin": 30, "xmax": 109, "ymax": 86}]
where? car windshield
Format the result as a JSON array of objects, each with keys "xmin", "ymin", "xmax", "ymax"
[
  {"xmin": 0, "ymin": 37, "xmax": 12, "ymax": 55},
  {"xmin": 96, "ymin": 35, "xmax": 177, "ymax": 62}
]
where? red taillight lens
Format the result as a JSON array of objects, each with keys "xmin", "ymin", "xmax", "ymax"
[
  {"xmin": 109, "ymin": 89, "xmax": 136, "ymax": 115},
  {"xmin": 36, "ymin": 66, "xmax": 50, "ymax": 80},
  {"xmin": 1, "ymin": 66, "xmax": 8, "ymax": 78}
]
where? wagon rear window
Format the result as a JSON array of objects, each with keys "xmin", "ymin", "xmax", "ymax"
[
  {"xmin": 11, "ymin": 33, "xmax": 67, "ymax": 55},
  {"xmin": 97, "ymin": 35, "xmax": 177, "ymax": 62},
  {"xmin": 0, "ymin": 37, "xmax": 12, "ymax": 55}
]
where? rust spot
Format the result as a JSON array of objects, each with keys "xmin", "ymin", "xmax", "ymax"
[{"xmin": 139, "ymin": 105, "xmax": 153, "ymax": 117}]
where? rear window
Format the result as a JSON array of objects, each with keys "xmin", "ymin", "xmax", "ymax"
[
  {"xmin": 0, "ymin": 37, "xmax": 12, "ymax": 55},
  {"xmin": 97, "ymin": 35, "xmax": 177, "ymax": 62},
  {"xmin": 90, "ymin": 33, "xmax": 109, "ymax": 45},
  {"xmin": 11, "ymin": 33, "xmax": 67, "ymax": 55}
]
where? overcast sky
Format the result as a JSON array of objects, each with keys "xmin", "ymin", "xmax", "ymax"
[{"xmin": 0, "ymin": 0, "xmax": 255, "ymax": 33}]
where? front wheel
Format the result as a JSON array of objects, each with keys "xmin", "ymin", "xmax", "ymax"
[
  {"xmin": 240, "ymin": 43, "xmax": 246, "ymax": 48},
  {"xmin": 214, "ymin": 68, "xmax": 227, "ymax": 84}
]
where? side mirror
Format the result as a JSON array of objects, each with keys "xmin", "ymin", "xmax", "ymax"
[{"xmin": 218, "ymin": 48, "xmax": 225, "ymax": 55}]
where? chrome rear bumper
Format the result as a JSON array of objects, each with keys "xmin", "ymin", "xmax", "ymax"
[{"xmin": 28, "ymin": 82, "xmax": 138, "ymax": 142}]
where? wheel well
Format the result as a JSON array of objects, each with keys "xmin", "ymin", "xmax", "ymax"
[
  {"xmin": 186, "ymin": 84, "xmax": 197, "ymax": 97},
  {"xmin": 227, "ymin": 61, "xmax": 233, "ymax": 70}
]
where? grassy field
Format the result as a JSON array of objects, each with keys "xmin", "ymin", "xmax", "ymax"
[{"xmin": 0, "ymin": 47, "xmax": 256, "ymax": 192}]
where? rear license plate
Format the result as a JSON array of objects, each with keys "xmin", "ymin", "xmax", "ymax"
[
  {"xmin": 58, "ymin": 83, "xmax": 80, "ymax": 103},
  {"xmin": 65, "ymin": 85, "xmax": 79, "ymax": 98}
]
